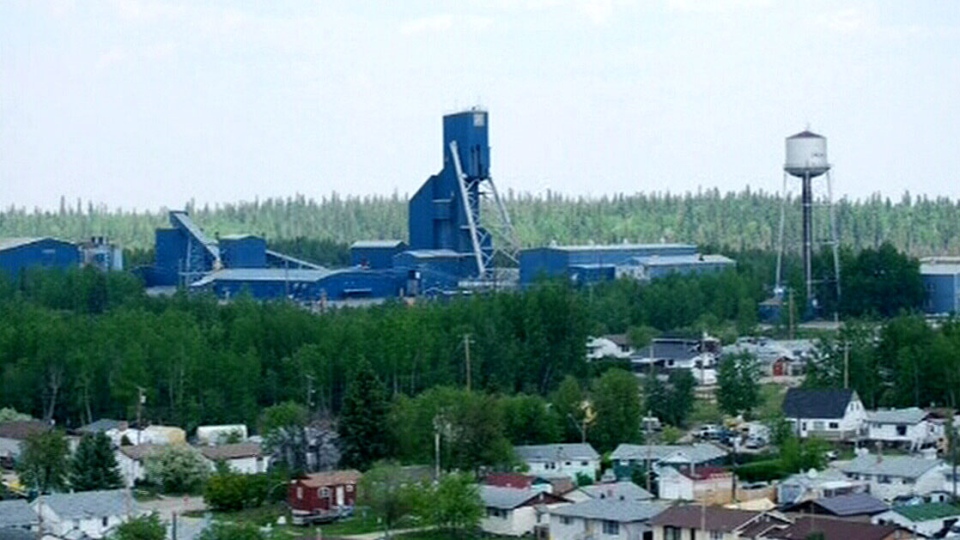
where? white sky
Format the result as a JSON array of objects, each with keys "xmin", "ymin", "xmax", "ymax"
[{"xmin": 1, "ymin": 0, "xmax": 959, "ymax": 211}]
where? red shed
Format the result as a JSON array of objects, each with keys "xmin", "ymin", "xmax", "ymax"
[{"xmin": 288, "ymin": 469, "xmax": 362, "ymax": 524}]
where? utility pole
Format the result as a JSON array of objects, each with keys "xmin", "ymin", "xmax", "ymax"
[
  {"xmin": 788, "ymin": 289, "xmax": 795, "ymax": 340},
  {"xmin": 463, "ymin": 333, "xmax": 472, "ymax": 392},
  {"xmin": 843, "ymin": 341, "xmax": 850, "ymax": 389},
  {"xmin": 136, "ymin": 386, "xmax": 145, "ymax": 445},
  {"xmin": 305, "ymin": 375, "xmax": 315, "ymax": 412},
  {"xmin": 645, "ymin": 410, "xmax": 653, "ymax": 494}
]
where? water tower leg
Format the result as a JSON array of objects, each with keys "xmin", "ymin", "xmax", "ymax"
[
  {"xmin": 776, "ymin": 172, "xmax": 788, "ymax": 292},
  {"xmin": 802, "ymin": 172, "xmax": 814, "ymax": 315}
]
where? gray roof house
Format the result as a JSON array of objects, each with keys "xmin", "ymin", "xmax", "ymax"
[
  {"xmin": 479, "ymin": 485, "xmax": 569, "ymax": 537},
  {"xmin": 785, "ymin": 492, "xmax": 889, "ymax": 521},
  {"xmin": 513, "ymin": 444, "xmax": 600, "ymax": 482},
  {"xmin": 33, "ymin": 489, "xmax": 140, "ymax": 539},
  {"xmin": 781, "ymin": 388, "xmax": 866, "ymax": 440},
  {"xmin": 578, "ymin": 481, "xmax": 654, "ymax": 502},
  {"xmin": 0, "ymin": 529, "xmax": 34, "ymax": 540},
  {"xmin": 550, "ymin": 500, "xmax": 668, "ymax": 540},
  {"xmin": 841, "ymin": 454, "xmax": 946, "ymax": 502},
  {"xmin": 865, "ymin": 407, "xmax": 938, "ymax": 451},
  {"xmin": 0, "ymin": 500, "xmax": 38, "ymax": 530},
  {"xmin": 611, "ymin": 443, "xmax": 728, "ymax": 479}
]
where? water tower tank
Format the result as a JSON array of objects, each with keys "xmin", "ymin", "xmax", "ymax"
[{"xmin": 784, "ymin": 130, "xmax": 830, "ymax": 178}]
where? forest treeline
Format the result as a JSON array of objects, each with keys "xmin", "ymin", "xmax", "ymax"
[
  {"xmin": 0, "ymin": 242, "xmax": 928, "ymax": 432},
  {"xmin": 4, "ymin": 189, "xmax": 960, "ymax": 256}
]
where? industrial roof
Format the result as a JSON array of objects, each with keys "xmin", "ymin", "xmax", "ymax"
[
  {"xmin": 0, "ymin": 237, "xmax": 70, "ymax": 252},
  {"xmin": 190, "ymin": 268, "xmax": 334, "ymax": 287},
  {"xmin": 0, "ymin": 500, "xmax": 37, "ymax": 528},
  {"xmin": 841, "ymin": 454, "xmax": 942, "ymax": 479},
  {"xmin": 37, "ymin": 489, "xmax": 136, "ymax": 519},
  {"xmin": 550, "ymin": 499, "xmax": 667, "ymax": 523},
  {"xmin": 400, "ymin": 249, "xmax": 467, "ymax": 259},
  {"xmin": 351, "ymin": 240, "xmax": 406, "ymax": 249},
  {"xmin": 219, "ymin": 234, "xmax": 261, "ymax": 241},
  {"xmin": 534, "ymin": 243, "xmax": 695, "ymax": 252},
  {"xmin": 811, "ymin": 493, "xmax": 888, "ymax": 516},
  {"xmin": 782, "ymin": 388, "xmax": 856, "ymax": 419},
  {"xmin": 787, "ymin": 130, "xmax": 825, "ymax": 139},
  {"xmin": 639, "ymin": 254, "xmax": 736, "ymax": 266},
  {"xmin": 514, "ymin": 443, "xmax": 599, "ymax": 463},
  {"xmin": 580, "ymin": 481, "xmax": 655, "ymax": 502},
  {"xmin": 866, "ymin": 407, "xmax": 928, "ymax": 425},
  {"xmin": 891, "ymin": 502, "xmax": 960, "ymax": 522},
  {"xmin": 610, "ymin": 443, "xmax": 727, "ymax": 464},
  {"xmin": 920, "ymin": 262, "xmax": 960, "ymax": 275}
]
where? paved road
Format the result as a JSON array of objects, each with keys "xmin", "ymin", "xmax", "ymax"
[
  {"xmin": 337, "ymin": 526, "xmax": 433, "ymax": 540},
  {"xmin": 139, "ymin": 494, "xmax": 208, "ymax": 520}
]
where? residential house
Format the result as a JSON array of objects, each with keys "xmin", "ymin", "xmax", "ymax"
[
  {"xmin": 0, "ymin": 421, "xmax": 50, "ymax": 464},
  {"xmin": 33, "ymin": 489, "xmax": 139, "ymax": 539},
  {"xmin": 287, "ymin": 470, "xmax": 361, "ymax": 525},
  {"xmin": 514, "ymin": 444, "xmax": 600, "ymax": 482},
  {"xmin": 0, "ymin": 529, "xmax": 34, "ymax": 540},
  {"xmin": 484, "ymin": 473, "xmax": 555, "ymax": 494},
  {"xmin": 550, "ymin": 500, "xmax": 667, "ymax": 540},
  {"xmin": 658, "ymin": 466, "xmax": 735, "ymax": 505},
  {"xmin": 76, "ymin": 419, "xmax": 124, "ymax": 436},
  {"xmin": 631, "ymin": 336, "xmax": 720, "ymax": 385},
  {"xmin": 723, "ymin": 338, "xmax": 815, "ymax": 377},
  {"xmin": 873, "ymin": 502, "xmax": 960, "ymax": 538},
  {"xmin": 198, "ymin": 442, "xmax": 265, "ymax": 474},
  {"xmin": 567, "ymin": 480, "xmax": 655, "ymax": 503},
  {"xmin": 840, "ymin": 454, "xmax": 945, "ymax": 502},
  {"xmin": 105, "ymin": 425, "xmax": 186, "ymax": 447},
  {"xmin": 865, "ymin": 408, "xmax": 939, "ymax": 452},
  {"xmin": 115, "ymin": 444, "xmax": 162, "ymax": 487},
  {"xmin": 764, "ymin": 516, "xmax": 913, "ymax": 540},
  {"xmin": 781, "ymin": 388, "xmax": 866, "ymax": 440},
  {"xmin": 777, "ymin": 468, "xmax": 868, "ymax": 507},
  {"xmin": 784, "ymin": 492, "xmax": 889, "ymax": 522},
  {"xmin": 587, "ymin": 335, "xmax": 635, "ymax": 360},
  {"xmin": 479, "ymin": 485, "xmax": 569, "ymax": 537},
  {"xmin": 650, "ymin": 506, "xmax": 790, "ymax": 540},
  {"xmin": 611, "ymin": 443, "xmax": 728, "ymax": 480},
  {"xmin": 0, "ymin": 500, "xmax": 38, "ymax": 532}
]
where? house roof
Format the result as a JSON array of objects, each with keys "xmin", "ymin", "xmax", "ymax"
[
  {"xmin": 841, "ymin": 454, "xmax": 942, "ymax": 479},
  {"xmin": 580, "ymin": 481, "xmax": 654, "ymax": 502},
  {"xmin": 479, "ymin": 486, "xmax": 565, "ymax": 510},
  {"xmin": 604, "ymin": 334, "xmax": 630, "ymax": 347},
  {"xmin": 810, "ymin": 493, "xmax": 889, "ymax": 516},
  {"xmin": 782, "ymin": 388, "xmax": 856, "ymax": 419},
  {"xmin": 514, "ymin": 443, "xmax": 599, "ymax": 463},
  {"xmin": 37, "ymin": 489, "xmax": 135, "ymax": 519},
  {"xmin": 770, "ymin": 516, "xmax": 902, "ymax": 540},
  {"xmin": 77, "ymin": 419, "xmax": 124, "ymax": 434},
  {"xmin": 0, "ymin": 500, "xmax": 37, "ymax": 528},
  {"xmin": 0, "ymin": 421, "xmax": 50, "ymax": 441},
  {"xmin": 551, "ymin": 499, "xmax": 667, "ymax": 523},
  {"xmin": 199, "ymin": 443, "xmax": 262, "ymax": 461},
  {"xmin": 484, "ymin": 473, "xmax": 534, "ymax": 490},
  {"xmin": 865, "ymin": 407, "xmax": 928, "ymax": 425},
  {"xmin": 891, "ymin": 502, "xmax": 960, "ymax": 522},
  {"xmin": 610, "ymin": 443, "xmax": 727, "ymax": 464},
  {"xmin": 0, "ymin": 529, "xmax": 34, "ymax": 540},
  {"xmin": 299, "ymin": 470, "xmax": 362, "ymax": 488},
  {"xmin": 650, "ymin": 506, "xmax": 761, "ymax": 532},
  {"xmin": 117, "ymin": 444, "xmax": 163, "ymax": 461}
]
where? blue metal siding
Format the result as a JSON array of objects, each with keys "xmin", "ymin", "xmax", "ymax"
[
  {"xmin": 220, "ymin": 237, "xmax": 267, "ymax": 268},
  {"xmin": 922, "ymin": 274, "xmax": 960, "ymax": 314},
  {"xmin": 0, "ymin": 239, "xmax": 79, "ymax": 276},
  {"xmin": 351, "ymin": 245, "xmax": 406, "ymax": 270},
  {"xmin": 519, "ymin": 248, "xmax": 570, "ymax": 284},
  {"xmin": 154, "ymin": 229, "xmax": 186, "ymax": 286}
]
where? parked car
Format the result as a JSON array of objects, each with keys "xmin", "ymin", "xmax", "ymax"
[
  {"xmin": 697, "ymin": 424, "xmax": 722, "ymax": 439},
  {"xmin": 744, "ymin": 436, "xmax": 767, "ymax": 449}
]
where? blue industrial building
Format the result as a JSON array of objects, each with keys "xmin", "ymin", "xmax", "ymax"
[
  {"xmin": 920, "ymin": 259, "xmax": 960, "ymax": 315},
  {"xmin": 519, "ymin": 244, "xmax": 735, "ymax": 286},
  {"xmin": 350, "ymin": 240, "xmax": 407, "ymax": 270},
  {"xmin": 189, "ymin": 267, "xmax": 404, "ymax": 302},
  {"xmin": 0, "ymin": 237, "xmax": 81, "ymax": 277}
]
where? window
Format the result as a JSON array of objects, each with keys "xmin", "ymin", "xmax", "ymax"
[
  {"xmin": 896, "ymin": 425, "xmax": 907, "ymax": 436},
  {"xmin": 710, "ymin": 531, "xmax": 724, "ymax": 540},
  {"xmin": 565, "ymin": 461, "xmax": 572, "ymax": 466},
  {"xmin": 319, "ymin": 487, "xmax": 331, "ymax": 497},
  {"xmin": 560, "ymin": 516, "xmax": 573, "ymax": 526},
  {"xmin": 878, "ymin": 475, "xmax": 891, "ymax": 484},
  {"xmin": 602, "ymin": 521, "xmax": 619, "ymax": 535},
  {"xmin": 297, "ymin": 486, "xmax": 303, "ymax": 499},
  {"xmin": 102, "ymin": 517, "xmax": 109, "ymax": 527},
  {"xmin": 582, "ymin": 461, "xmax": 589, "ymax": 466},
  {"xmin": 828, "ymin": 422, "xmax": 839, "ymax": 429},
  {"xmin": 346, "ymin": 484, "xmax": 354, "ymax": 492},
  {"xmin": 664, "ymin": 526, "xmax": 682, "ymax": 540}
]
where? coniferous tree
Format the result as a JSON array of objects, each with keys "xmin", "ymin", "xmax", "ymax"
[
  {"xmin": 17, "ymin": 430, "xmax": 71, "ymax": 494},
  {"xmin": 339, "ymin": 360, "xmax": 390, "ymax": 470},
  {"xmin": 71, "ymin": 432, "xmax": 123, "ymax": 491}
]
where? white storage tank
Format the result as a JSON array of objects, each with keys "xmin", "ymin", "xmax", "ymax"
[{"xmin": 784, "ymin": 130, "xmax": 830, "ymax": 178}]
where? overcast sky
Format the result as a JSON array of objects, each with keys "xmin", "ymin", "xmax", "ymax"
[{"xmin": 2, "ymin": 0, "xmax": 958, "ymax": 211}]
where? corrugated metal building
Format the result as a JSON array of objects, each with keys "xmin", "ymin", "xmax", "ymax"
[
  {"xmin": 189, "ymin": 268, "xmax": 403, "ymax": 302},
  {"xmin": 920, "ymin": 258, "xmax": 960, "ymax": 315},
  {"xmin": 219, "ymin": 234, "xmax": 267, "ymax": 269},
  {"xmin": 0, "ymin": 237, "xmax": 80, "ymax": 277},
  {"xmin": 519, "ymin": 244, "xmax": 734, "ymax": 285},
  {"xmin": 351, "ymin": 240, "xmax": 407, "ymax": 270}
]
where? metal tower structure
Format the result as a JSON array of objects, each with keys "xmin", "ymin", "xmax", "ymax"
[{"xmin": 776, "ymin": 129, "xmax": 841, "ymax": 317}]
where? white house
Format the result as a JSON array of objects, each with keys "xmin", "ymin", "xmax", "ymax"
[
  {"xmin": 865, "ymin": 408, "xmax": 939, "ymax": 451},
  {"xmin": 657, "ymin": 466, "xmax": 734, "ymax": 505},
  {"xmin": 782, "ymin": 388, "xmax": 866, "ymax": 440},
  {"xmin": 841, "ymin": 454, "xmax": 945, "ymax": 502},
  {"xmin": 550, "ymin": 499, "xmax": 667, "ymax": 540},
  {"xmin": 587, "ymin": 335, "xmax": 634, "ymax": 360},
  {"xmin": 567, "ymin": 480, "xmax": 655, "ymax": 503},
  {"xmin": 0, "ymin": 421, "xmax": 49, "ymax": 464},
  {"xmin": 199, "ymin": 442, "xmax": 265, "ymax": 474},
  {"xmin": 776, "ymin": 468, "xmax": 868, "ymax": 507},
  {"xmin": 610, "ymin": 443, "xmax": 728, "ymax": 480},
  {"xmin": 115, "ymin": 444, "xmax": 162, "ymax": 487},
  {"xmin": 513, "ymin": 444, "xmax": 600, "ymax": 482},
  {"xmin": 873, "ymin": 502, "xmax": 960, "ymax": 537},
  {"xmin": 33, "ymin": 490, "xmax": 140, "ymax": 539},
  {"xmin": 479, "ymin": 485, "xmax": 569, "ymax": 537}
]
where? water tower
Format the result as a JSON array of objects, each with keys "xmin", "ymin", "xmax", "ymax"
[{"xmin": 775, "ymin": 129, "xmax": 841, "ymax": 317}]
